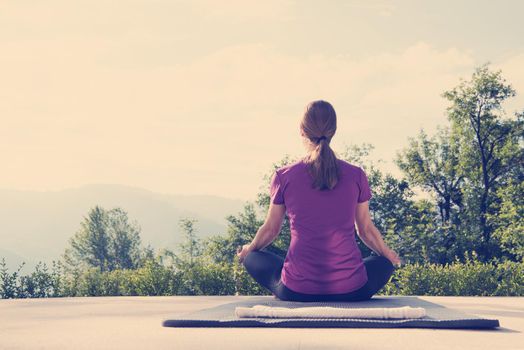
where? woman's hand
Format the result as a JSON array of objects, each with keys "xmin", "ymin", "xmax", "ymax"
[
  {"xmin": 236, "ymin": 244, "xmax": 254, "ymax": 264},
  {"xmin": 382, "ymin": 247, "xmax": 402, "ymax": 267}
]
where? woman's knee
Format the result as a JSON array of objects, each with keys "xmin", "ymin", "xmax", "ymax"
[
  {"xmin": 242, "ymin": 250, "xmax": 278, "ymax": 277},
  {"xmin": 373, "ymin": 255, "xmax": 395, "ymax": 274},
  {"xmin": 242, "ymin": 250, "xmax": 260, "ymax": 271}
]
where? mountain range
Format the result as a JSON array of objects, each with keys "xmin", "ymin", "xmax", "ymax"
[{"xmin": 0, "ymin": 184, "xmax": 249, "ymax": 272}]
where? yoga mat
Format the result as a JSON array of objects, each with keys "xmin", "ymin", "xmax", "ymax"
[{"xmin": 162, "ymin": 295, "xmax": 500, "ymax": 329}]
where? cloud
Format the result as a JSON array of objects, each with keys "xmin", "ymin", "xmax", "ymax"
[{"xmin": 1, "ymin": 33, "xmax": 523, "ymax": 198}]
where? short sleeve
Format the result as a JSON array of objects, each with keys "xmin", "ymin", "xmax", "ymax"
[
  {"xmin": 357, "ymin": 167, "xmax": 372, "ymax": 203},
  {"xmin": 269, "ymin": 171, "xmax": 285, "ymax": 205}
]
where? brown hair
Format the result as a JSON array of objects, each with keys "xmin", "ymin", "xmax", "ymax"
[{"xmin": 300, "ymin": 100, "xmax": 340, "ymax": 190}]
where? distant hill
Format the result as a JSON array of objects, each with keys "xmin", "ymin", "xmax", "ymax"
[{"xmin": 0, "ymin": 184, "xmax": 248, "ymax": 272}]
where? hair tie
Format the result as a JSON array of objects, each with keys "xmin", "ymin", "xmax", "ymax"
[{"xmin": 317, "ymin": 136, "xmax": 327, "ymax": 142}]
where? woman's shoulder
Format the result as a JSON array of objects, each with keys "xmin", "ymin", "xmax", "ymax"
[
  {"xmin": 276, "ymin": 158, "xmax": 305, "ymax": 175},
  {"xmin": 276, "ymin": 158, "xmax": 362, "ymax": 177},
  {"xmin": 336, "ymin": 158, "xmax": 363, "ymax": 173}
]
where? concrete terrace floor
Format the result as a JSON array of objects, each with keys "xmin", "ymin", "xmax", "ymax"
[{"xmin": 0, "ymin": 295, "xmax": 522, "ymax": 350}]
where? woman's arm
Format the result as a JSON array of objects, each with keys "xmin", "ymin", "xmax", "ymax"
[
  {"xmin": 355, "ymin": 201, "xmax": 400, "ymax": 265},
  {"xmin": 237, "ymin": 193, "xmax": 287, "ymax": 263},
  {"xmin": 249, "ymin": 202, "xmax": 286, "ymax": 251},
  {"xmin": 356, "ymin": 222, "xmax": 390, "ymax": 256}
]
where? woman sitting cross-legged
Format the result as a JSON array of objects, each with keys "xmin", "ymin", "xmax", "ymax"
[{"xmin": 236, "ymin": 100, "xmax": 402, "ymax": 302}]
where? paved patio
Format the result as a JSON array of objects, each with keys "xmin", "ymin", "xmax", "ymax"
[{"xmin": 0, "ymin": 295, "xmax": 522, "ymax": 350}]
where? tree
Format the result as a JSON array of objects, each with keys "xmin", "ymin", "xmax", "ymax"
[
  {"xmin": 442, "ymin": 64, "xmax": 522, "ymax": 261},
  {"xmin": 202, "ymin": 203, "xmax": 267, "ymax": 264},
  {"xmin": 364, "ymin": 169, "xmax": 414, "ymax": 235},
  {"xmin": 176, "ymin": 218, "xmax": 203, "ymax": 267},
  {"xmin": 0, "ymin": 258, "xmax": 23, "ymax": 298},
  {"xmin": 488, "ymin": 175, "xmax": 524, "ymax": 262},
  {"xmin": 64, "ymin": 206, "xmax": 111, "ymax": 271},
  {"xmin": 395, "ymin": 126, "xmax": 464, "ymax": 225},
  {"xmin": 63, "ymin": 206, "xmax": 143, "ymax": 272},
  {"xmin": 107, "ymin": 208, "xmax": 142, "ymax": 270}
]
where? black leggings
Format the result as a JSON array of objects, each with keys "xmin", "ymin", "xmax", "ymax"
[{"xmin": 242, "ymin": 248, "xmax": 396, "ymax": 302}]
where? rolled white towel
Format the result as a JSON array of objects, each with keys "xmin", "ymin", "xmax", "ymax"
[{"xmin": 235, "ymin": 305, "xmax": 426, "ymax": 319}]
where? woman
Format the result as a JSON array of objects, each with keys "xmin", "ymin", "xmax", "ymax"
[{"xmin": 236, "ymin": 100, "xmax": 402, "ymax": 302}]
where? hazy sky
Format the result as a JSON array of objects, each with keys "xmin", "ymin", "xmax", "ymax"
[{"xmin": 1, "ymin": 0, "xmax": 523, "ymax": 201}]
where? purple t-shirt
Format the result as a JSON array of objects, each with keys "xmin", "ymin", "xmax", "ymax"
[{"xmin": 269, "ymin": 158, "xmax": 372, "ymax": 294}]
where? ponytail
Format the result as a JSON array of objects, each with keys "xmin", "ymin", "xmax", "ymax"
[{"xmin": 301, "ymin": 100, "xmax": 339, "ymax": 190}]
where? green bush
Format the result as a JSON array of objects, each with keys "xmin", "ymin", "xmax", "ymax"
[
  {"xmin": 381, "ymin": 252, "xmax": 524, "ymax": 296},
  {"xmin": 2, "ymin": 254, "xmax": 523, "ymax": 298},
  {"xmin": 132, "ymin": 259, "xmax": 175, "ymax": 296},
  {"xmin": 175, "ymin": 260, "xmax": 235, "ymax": 295},
  {"xmin": 67, "ymin": 259, "xmax": 176, "ymax": 297}
]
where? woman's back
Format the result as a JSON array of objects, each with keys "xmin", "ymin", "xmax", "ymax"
[{"xmin": 270, "ymin": 157, "xmax": 372, "ymax": 294}]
